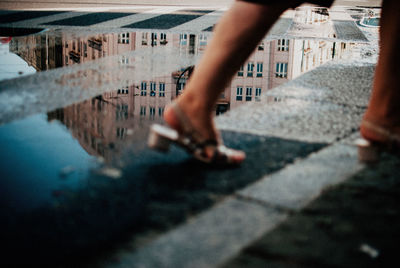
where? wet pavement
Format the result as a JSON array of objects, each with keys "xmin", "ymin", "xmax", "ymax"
[
  {"xmin": 1, "ymin": 2, "xmax": 397, "ymax": 267},
  {"xmin": 223, "ymin": 153, "xmax": 400, "ymax": 268}
]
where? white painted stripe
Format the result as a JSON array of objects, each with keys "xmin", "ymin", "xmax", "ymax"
[
  {"xmin": 171, "ymin": 9, "xmax": 224, "ymax": 32},
  {"xmin": 1, "ymin": 11, "xmax": 88, "ymax": 27},
  {"xmin": 238, "ymin": 143, "xmax": 364, "ymax": 210},
  {"xmin": 92, "ymin": 6, "xmax": 183, "ymax": 28},
  {"xmin": 109, "ymin": 198, "xmax": 288, "ymax": 268}
]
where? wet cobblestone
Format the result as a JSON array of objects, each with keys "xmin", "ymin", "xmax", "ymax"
[{"xmin": 222, "ymin": 153, "xmax": 400, "ymax": 268}]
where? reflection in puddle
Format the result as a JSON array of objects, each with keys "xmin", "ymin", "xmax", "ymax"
[
  {"xmin": 0, "ymin": 6, "xmax": 368, "ymax": 179},
  {"xmin": 7, "ymin": 29, "xmax": 354, "ymax": 114},
  {"xmin": 1, "ymin": 26, "xmax": 356, "ymax": 164},
  {"xmin": 39, "ymin": 33, "xmax": 353, "ymax": 165}
]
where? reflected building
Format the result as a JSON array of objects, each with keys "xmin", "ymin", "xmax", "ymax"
[
  {"xmin": 10, "ymin": 28, "xmax": 353, "ymax": 116},
  {"xmin": 47, "ymin": 88, "xmax": 143, "ymax": 163},
  {"xmin": 63, "ymin": 32, "xmax": 136, "ymax": 65},
  {"xmin": 229, "ymin": 37, "xmax": 351, "ymax": 109},
  {"xmin": 9, "ymin": 25, "xmax": 353, "ymax": 159},
  {"xmin": 9, "ymin": 34, "xmax": 63, "ymax": 70}
]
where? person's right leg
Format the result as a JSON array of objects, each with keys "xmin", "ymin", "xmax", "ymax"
[{"xmin": 360, "ymin": 0, "xmax": 400, "ymax": 146}]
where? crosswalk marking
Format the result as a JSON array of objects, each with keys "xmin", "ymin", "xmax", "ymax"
[
  {"xmin": 92, "ymin": 6, "xmax": 182, "ymax": 28},
  {"xmin": 3, "ymin": 11, "xmax": 89, "ymax": 27},
  {"xmin": 43, "ymin": 12, "xmax": 136, "ymax": 27},
  {"xmin": 0, "ymin": 7, "xmax": 220, "ymax": 32},
  {"xmin": 171, "ymin": 9, "xmax": 224, "ymax": 32},
  {"xmin": 0, "ymin": 6, "xmax": 368, "ymax": 41}
]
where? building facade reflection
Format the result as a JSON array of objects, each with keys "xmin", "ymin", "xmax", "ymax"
[{"xmin": 10, "ymin": 26, "xmax": 353, "ymax": 159}]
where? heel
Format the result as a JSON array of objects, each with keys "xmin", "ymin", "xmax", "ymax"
[
  {"xmin": 148, "ymin": 129, "xmax": 171, "ymax": 152},
  {"xmin": 148, "ymin": 124, "xmax": 179, "ymax": 152},
  {"xmin": 355, "ymin": 138, "xmax": 380, "ymax": 163}
]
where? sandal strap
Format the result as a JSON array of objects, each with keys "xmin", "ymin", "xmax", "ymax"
[
  {"xmin": 167, "ymin": 101, "xmax": 243, "ymax": 165},
  {"xmin": 170, "ymin": 101, "xmax": 211, "ymax": 144},
  {"xmin": 362, "ymin": 120, "xmax": 400, "ymax": 143}
]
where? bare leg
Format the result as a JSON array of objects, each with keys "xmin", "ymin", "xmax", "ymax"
[
  {"xmin": 164, "ymin": 1, "xmax": 293, "ymax": 145},
  {"xmin": 361, "ymin": 0, "xmax": 400, "ymax": 142}
]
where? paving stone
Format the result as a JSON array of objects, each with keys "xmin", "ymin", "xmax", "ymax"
[
  {"xmin": 238, "ymin": 143, "xmax": 364, "ymax": 210},
  {"xmin": 217, "ymin": 97, "xmax": 365, "ymax": 143},
  {"xmin": 264, "ymin": 62, "xmax": 375, "ymax": 107}
]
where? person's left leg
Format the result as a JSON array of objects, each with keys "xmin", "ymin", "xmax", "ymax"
[{"xmin": 162, "ymin": 1, "xmax": 293, "ymax": 163}]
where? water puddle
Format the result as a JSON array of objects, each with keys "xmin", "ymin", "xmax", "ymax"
[{"xmin": 0, "ymin": 5, "xmax": 376, "ymax": 211}]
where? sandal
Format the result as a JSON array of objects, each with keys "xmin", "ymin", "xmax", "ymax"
[
  {"xmin": 148, "ymin": 102, "xmax": 245, "ymax": 165},
  {"xmin": 356, "ymin": 119, "xmax": 400, "ymax": 163}
]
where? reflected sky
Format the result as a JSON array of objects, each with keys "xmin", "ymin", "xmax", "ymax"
[
  {"xmin": 0, "ymin": 114, "xmax": 97, "ymax": 211},
  {"xmin": 0, "ymin": 39, "xmax": 36, "ymax": 80}
]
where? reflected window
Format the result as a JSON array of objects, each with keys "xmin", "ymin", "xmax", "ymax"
[
  {"xmin": 177, "ymin": 79, "xmax": 186, "ymax": 94},
  {"xmin": 275, "ymin": 62, "xmax": 288, "ymax": 78},
  {"xmin": 118, "ymin": 87, "xmax": 129, "ymax": 94},
  {"xmin": 150, "ymin": 107, "xmax": 156, "ymax": 119},
  {"xmin": 255, "ymin": 87, "xmax": 262, "ymax": 101},
  {"xmin": 151, "ymin": 33, "xmax": 157, "ymax": 46},
  {"xmin": 238, "ymin": 65, "xmax": 244, "ymax": 77},
  {"xmin": 246, "ymin": 87, "xmax": 252, "ymax": 101},
  {"xmin": 141, "ymin": 82, "xmax": 147, "ymax": 96},
  {"xmin": 256, "ymin": 62, "xmax": 263, "ymax": 77},
  {"xmin": 236, "ymin": 86, "xmax": 243, "ymax": 101},
  {"xmin": 140, "ymin": 106, "xmax": 146, "ymax": 116},
  {"xmin": 117, "ymin": 128, "xmax": 126, "ymax": 139},
  {"xmin": 258, "ymin": 41, "xmax": 264, "ymax": 51},
  {"xmin": 199, "ymin": 34, "xmax": 207, "ymax": 46},
  {"xmin": 277, "ymin": 39, "xmax": 289, "ymax": 51},
  {"xmin": 159, "ymin": 83, "xmax": 165, "ymax": 97},
  {"xmin": 180, "ymin": 34, "xmax": 188, "ymax": 45},
  {"xmin": 118, "ymin": 33, "xmax": 130, "ymax": 44},
  {"xmin": 120, "ymin": 56, "xmax": 129, "ymax": 64},
  {"xmin": 247, "ymin": 62, "xmax": 254, "ymax": 77},
  {"xmin": 142, "ymin": 32, "xmax": 148, "ymax": 45},
  {"xmin": 84, "ymin": 43, "xmax": 87, "ymax": 57},
  {"xmin": 116, "ymin": 104, "xmax": 128, "ymax": 121},
  {"xmin": 160, "ymin": 33, "xmax": 167, "ymax": 45},
  {"xmin": 150, "ymin": 82, "xmax": 156, "ymax": 97},
  {"xmin": 159, "ymin": 107, "xmax": 165, "ymax": 117}
]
